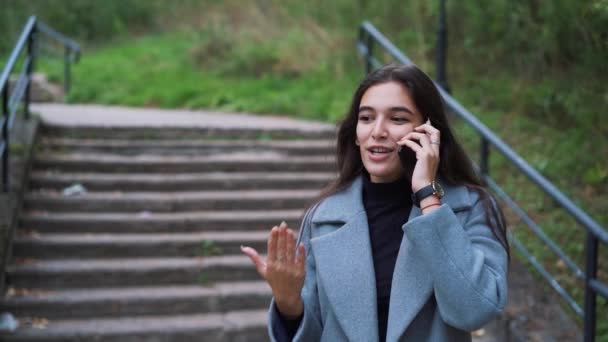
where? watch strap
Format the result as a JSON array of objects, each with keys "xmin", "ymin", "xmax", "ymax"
[{"xmin": 411, "ymin": 184, "xmax": 435, "ymax": 207}]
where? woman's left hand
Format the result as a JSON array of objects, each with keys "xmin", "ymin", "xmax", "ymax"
[{"xmin": 397, "ymin": 119, "xmax": 441, "ymax": 192}]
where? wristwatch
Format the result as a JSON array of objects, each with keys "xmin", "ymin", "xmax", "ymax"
[{"xmin": 411, "ymin": 180, "xmax": 445, "ymax": 207}]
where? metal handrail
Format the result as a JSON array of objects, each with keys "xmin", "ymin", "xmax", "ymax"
[
  {"xmin": 357, "ymin": 20, "xmax": 607, "ymax": 342},
  {"xmin": 0, "ymin": 16, "xmax": 80, "ymax": 192}
]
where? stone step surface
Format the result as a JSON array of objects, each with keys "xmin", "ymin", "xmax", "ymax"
[
  {"xmin": 7, "ymin": 255, "xmax": 262, "ymax": 289},
  {"xmin": 40, "ymin": 138, "xmax": 335, "ymax": 156},
  {"xmin": 32, "ymin": 103, "xmax": 333, "ymax": 134},
  {"xmin": 0, "ymin": 309, "xmax": 269, "ymax": 342},
  {"xmin": 13, "ymin": 231, "xmax": 269, "ymax": 259},
  {"xmin": 1, "ymin": 110, "xmax": 333, "ymax": 341},
  {"xmin": 42, "ymin": 125, "xmax": 334, "ymax": 140},
  {"xmin": 34, "ymin": 153, "xmax": 335, "ymax": 173},
  {"xmin": 24, "ymin": 189, "xmax": 319, "ymax": 212},
  {"xmin": 20, "ymin": 209, "xmax": 303, "ymax": 233},
  {"xmin": 29, "ymin": 171, "xmax": 334, "ymax": 191},
  {"xmin": 2, "ymin": 281, "xmax": 270, "ymax": 319}
]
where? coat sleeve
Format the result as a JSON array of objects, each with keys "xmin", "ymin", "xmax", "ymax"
[
  {"xmin": 267, "ymin": 209, "xmax": 323, "ymax": 341},
  {"xmin": 403, "ymin": 191, "xmax": 508, "ymax": 331}
]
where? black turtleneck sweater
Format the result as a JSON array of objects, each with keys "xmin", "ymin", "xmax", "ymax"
[
  {"xmin": 275, "ymin": 174, "xmax": 413, "ymax": 342},
  {"xmin": 362, "ymin": 173, "xmax": 413, "ymax": 342}
]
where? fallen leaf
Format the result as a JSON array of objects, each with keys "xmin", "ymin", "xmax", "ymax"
[
  {"xmin": 472, "ymin": 329, "xmax": 485, "ymax": 337},
  {"xmin": 32, "ymin": 317, "xmax": 49, "ymax": 329},
  {"xmin": 14, "ymin": 258, "xmax": 37, "ymax": 265}
]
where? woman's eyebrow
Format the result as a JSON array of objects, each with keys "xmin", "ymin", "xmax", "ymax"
[
  {"xmin": 358, "ymin": 105, "xmax": 374, "ymax": 113},
  {"xmin": 358, "ymin": 105, "xmax": 415, "ymax": 115},
  {"xmin": 389, "ymin": 106, "xmax": 414, "ymax": 115}
]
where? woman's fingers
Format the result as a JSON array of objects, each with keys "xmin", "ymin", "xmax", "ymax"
[
  {"xmin": 286, "ymin": 228, "xmax": 296, "ymax": 263},
  {"xmin": 276, "ymin": 225, "xmax": 286, "ymax": 264},
  {"xmin": 399, "ymin": 139, "xmax": 422, "ymax": 154},
  {"xmin": 414, "ymin": 119, "xmax": 439, "ymax": 134},
  {"xmin": 267, "ymin": 226, "xmax": 278, "ymax": 263},
  {"xmin": 398, "ymin": 132, "xmax": 430, "ymax": 152},
  {"xmin": 400, "ymin": 132, "xmax": 440, "ymax": 156},
  {"xmin": 240, "ymin": 245, "xmax": 267, "ymax": 278},
  {"xmin": 296, "ymin": 243, "xmax": 306, "ymax": 271},
  {"xmin": 415, "ymin": 120, "xmax": 441, "ymax": 148},
  {"xmin": 244, "ymin": 223, "xmax": 306, "ymax": 310},
  {"xmin": 409, "ymin": 132, "xmax": 431, "ymax": 148}
]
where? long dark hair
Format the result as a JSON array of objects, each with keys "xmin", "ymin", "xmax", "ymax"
[{"xmin": 314, "ymin": 63, "xmax": 510, "ymax": 258}]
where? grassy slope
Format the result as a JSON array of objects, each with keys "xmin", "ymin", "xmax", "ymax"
[
  {"xmin": 40, "ymin": 31, "xmax": 359, "ymax": 123},
  {"xmin": 30, "ymin": 1, "xmax": 607, "ymax": 338}
]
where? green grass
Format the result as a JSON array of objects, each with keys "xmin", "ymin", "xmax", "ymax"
[
  {"xmin": 38, "ymin": 28, "xmax": 360, "ymax": 123},
  {"xmin": 27, "ymin": 1, "xmax": 608, "ymax": 338},
  {"xmin": 198, "ymin": 240, "xmax": 222, "ymax": 257}
]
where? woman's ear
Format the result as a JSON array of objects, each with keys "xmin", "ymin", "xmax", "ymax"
[{"xmin": 355, "ymin": 139, "xmax": 360, "ymax": 146}]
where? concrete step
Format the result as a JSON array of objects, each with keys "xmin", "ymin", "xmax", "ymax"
[
  {"xmin": 13, "ymin": 231, "xmax": 269, "ymax": 259},
  {"xmin": 24, "ymin": 189, "xmax": 319, "ymax": 212},
  {"xmin": 7, "ymin": 255, "xmax": 261, "ymax": 289},
  {"xmin": 0, "ymin": 309, "xmax": 268, "ymax": 342},
  {"xmin": 41, "ymin": 124, "xmax": 335, "ymax": 140},
  {"xmin": 29, "ymin": 171, "xmax": 334, "ymax": 191},
  {"xmin": 1, "ymin": 281, "xmax": 270, "ymax": 319},
  {"xmin": 20, "ymin": 209, "xmax": 302, "ymax": 233},
  {"xmin": 40, "ymin": 138, "xmax": 335, "ymax": 156},
  {"xmin": 33, "ymin": 153, "xmax": 335, "ymax": 173}
]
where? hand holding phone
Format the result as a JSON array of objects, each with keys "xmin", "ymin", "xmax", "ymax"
[{"xmin": 396, "ymin": 119, "xmax": 441, "ymax": 192}]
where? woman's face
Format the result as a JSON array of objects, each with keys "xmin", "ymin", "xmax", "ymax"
[{"xmin": 356, "ymin": 81, "xmax": 424, "ymax": 183}]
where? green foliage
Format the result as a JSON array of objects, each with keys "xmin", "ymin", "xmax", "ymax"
[
  {"xmin": 198, "ymin": 240, "xmax": 222, "ymax": 257},
  {"xmin": 197, "ymin": 272, "xmax": 211, "ymax": 286},
  {"xmin": 0, "ymin": 0, "xmax": 162, "ymax": 52},
  {"xmin": 35, "ymin": 27, "xmax": 357, "ymax": 122}
]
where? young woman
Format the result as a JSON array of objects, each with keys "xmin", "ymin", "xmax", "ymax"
[{"xmin": 242, "ymin": 64, "xmax": 510, "ymax": 342}]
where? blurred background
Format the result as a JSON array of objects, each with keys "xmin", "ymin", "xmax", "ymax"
[{"xmin": 2, "ymin": 0, "xmax": 607, "ymax": 339}]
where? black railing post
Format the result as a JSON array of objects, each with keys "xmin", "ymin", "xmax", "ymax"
[
  {"xmin": 366, "ymin": 35, "xmax": 374, "ymax": 74},
  {"xmin": 64, "ymin": 46, "xmax": 71, "ymax": 93},
  {"xmin": 2, "ymin": 85, "xmax": 8, "ymax": 192},
  {"xmin": 24, "ymin": 20, "xmax": 36, "ymax": 120},
  {"xmin": 436, "ymin": 0, "xmax": 450, "ymax": 93},
  {"xmin": 583, "ymin": 232, "xmax": 598, "ymax": 342},
  {"xmin": 480, "ymin": 137, "xmax": 489, "ymax": 178}
]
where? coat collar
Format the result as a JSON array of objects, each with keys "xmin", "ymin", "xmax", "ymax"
[
  {"xmin": 309, "ymin": 174, "xmax": 472, "ymax": 341},
  {"xmin": 311, "ymin": 176, "xmax": 365, "ymax": 224}
]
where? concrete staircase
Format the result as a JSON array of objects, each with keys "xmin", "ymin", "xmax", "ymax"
[{"xmin": 0, "ymin": 123, "xmax": 335, "ymax": 341}]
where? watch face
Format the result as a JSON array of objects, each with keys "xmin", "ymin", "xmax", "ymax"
[{"xmin": 432, "ymin": 181, "xmax": 445, "ymax": 198}]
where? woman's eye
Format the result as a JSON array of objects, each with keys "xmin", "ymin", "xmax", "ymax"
[
  {"xmin": 392, "ymin": 117, "xmax": 408, "ymax": 123},
  {"xmin": 358, "ymin": 115, "xmax": 372, "ymax": 122}
]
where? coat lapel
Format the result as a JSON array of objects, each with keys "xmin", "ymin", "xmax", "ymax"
[
  {"xmin": 386, "ymin": 180, "xmax": 472, "ymax": 340},
  {"xmin": 310, "ymin": 177, "xmax": 379, "ymax": 342},
  {"xmin": 385, "ymin": 204, "xmax": 433, "ymax": 341}
]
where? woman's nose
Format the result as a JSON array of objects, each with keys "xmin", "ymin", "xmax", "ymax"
[{"xmin": 371, "ymin": 119, "xmax": 388, "ymax": 140}]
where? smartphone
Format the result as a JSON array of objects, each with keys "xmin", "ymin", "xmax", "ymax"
[
  {"xmin": 398, "ymin": 144, "xmax": 416, "ymax": 169},
  {"xmin": 398, "ymin": 124, "xmax": 425, "ymax": 179}
]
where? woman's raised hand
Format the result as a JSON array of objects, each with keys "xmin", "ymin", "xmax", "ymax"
[
  {"xmin": 397, "ymin": 119, "xmax": 441, "ymax": 192},
  {"xmin": 241, "ymin": 221, "xmax": 306, "ymax": 318}
]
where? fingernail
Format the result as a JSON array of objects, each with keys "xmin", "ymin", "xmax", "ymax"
[
  {"xmin": 240, "ymin": 245, "xmax": 247, "ymax": 251},
  {"xmin": 280, "ymin": 221, "xmax": 287, "ymax": 228}
]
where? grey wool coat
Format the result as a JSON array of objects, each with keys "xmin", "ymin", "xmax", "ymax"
[{"xmin": 268, "ymin": 175, "xmax": 508, "ymax": 342}]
